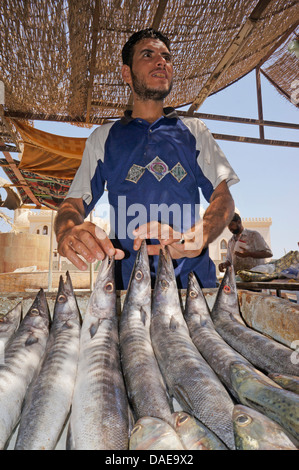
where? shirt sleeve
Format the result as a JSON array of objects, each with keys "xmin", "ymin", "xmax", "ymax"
[
  {"xmin": 252, "ymin": 231, "xmax": 272, "ymax": 252},
  {"xmin": 66, "ymin": 122, "xmax": 114, "ymax": 215},
  {"xmin": 181, "ymin": 117, "xmax": 240, "ymax": 200}
]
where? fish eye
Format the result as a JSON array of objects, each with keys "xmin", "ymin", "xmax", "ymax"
[
  {"xmin": 189, "ymin": 290, "xmax": 198, "ymax": 298},
  {"xmin": 236, "ymin": 414, "xmax": 252, "ymax": 426},
  {"xmin": 131, "ymin": 424, "xmax": 142, "ymax": 435},
  {"xmin": 135, "ymin": 270, "xmax": 143, "ymax": 281},
  {"xmin": 57, "ymin": 294, "xmax": 67, "ymax": 303},
  {"xmin": 177, "ymin": 414, "xmax": 189, "ymax": 425},
  {"xmin": 30, "ymin": 308, "xmax": 40, "ymax": 316},
  {"xmin": 161, "ymin": 279, "xmax": 169, "ymax": 289},
  {"xmin": 223, "ymin": 285, "xmax": 231, "ymax": 294},
  {"xmin": 105, "ymin": 282, "xmax": 114, "ymax": 293}
]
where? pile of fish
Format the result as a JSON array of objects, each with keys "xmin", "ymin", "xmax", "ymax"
[{"xmin": 0, "ymin": 241, "xmax": 298, "ymax": 450}]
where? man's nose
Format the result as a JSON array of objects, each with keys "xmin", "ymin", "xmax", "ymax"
[{"xmin": 155, "ymin": 54, "xmax": 167, "ymax": 67}]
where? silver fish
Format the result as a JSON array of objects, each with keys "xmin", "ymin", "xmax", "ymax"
[
  {"xmin": 15, "ymin": 272, "xmax": 81, "ymax": 450},
  {"xmin": 172, "ymin": 411, "xmax": 228, "ymax": 450},
  {"xmin": 0, "ymin": 302, "xmax": 22, "ymax": 349},
  {"xmin": 230, "ymin": 361, "xmax": 299, "ymax": 443},
  {"xmin": 0, "ymin": 289, "xmax": 50, "ymax": 449},
  {"xmin": 150, "ymin": 248, "xmax": 236, "ymax": 450},
  {"xmin": 183, "ymin": 271, "xmax": 251, "ymax": 399},
  {"xmin": 268, "ymin": 373, "xmax": 299, "ymax": 395},
  {"xmin": 233, "ymin": 404, "xmax": 298, "ymax": 450},
  {"xmin": 211, "ymin": 266, "xmax": 299, "ymax": 377},
  {"xmin": 119, "ymin": 241, "xmax": 173, "ymax": 425},
  {"xmin": 69, "ymin": 256, "xmax": 130, "ymax": 450},
  {"xmin": 129, "ymin": 416, "xmax": 184, "ymax": 450}
]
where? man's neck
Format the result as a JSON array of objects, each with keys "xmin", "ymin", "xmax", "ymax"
[{"xmin": 131, "ymin": 99, "xmax": 164, "ymax": 123}]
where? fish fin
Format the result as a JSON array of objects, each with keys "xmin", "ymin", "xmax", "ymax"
[
  {"xmin": 89, "ymin": 319, "xmax": 101, "ymax": 338},
  {"xmin": 169, "ymin": 316, "xmax": 180, "ymax": 331},
  {"xmin": 25, "ymin": 333, "xmax": 38, "ymax": 346},
  {"xmin": 140, "ymin": 307, "xmax": 147, "ymax": 326},
  {"xmin": 173, "ymin": 385, "xmax": 193, "ymax": 414},
  {"xmin": 66, "ymin": 421, "xmax": 75, "ymax": 450}
]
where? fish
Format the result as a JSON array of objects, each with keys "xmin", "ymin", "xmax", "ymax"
[
  {"xmin": 0, "ymin": 302, "xmax": 22, "ymax": 349},
  {"xmin": 268, "ymin": 373, "xmax": 299, "ymax": 395},
  {"xmin": 150, "ymin": 248, "xmax": 236, "ymax": 450},
  {"xmin": 129, "ymin": 416, "xmax": 185, "ymax": 450},
  {"xmin": 183, "ymin": 271, "xmax": 253, "ymax": 399},
  {"xmin": 69, "ymin": 256, "xmax": 130, "ymax": 450},
  {"xmin": 230, "ymin": 361, "xmax": 299, "ymax": 443},
  {"xmin": 119, "ymin": 241, "xmax": 173, "ymax": 424},
  {"xmin": 233, "ymin": 404, "xmax": 298, "ymax": 450},
  {"xmin": 171, "ymin": 412, "xmax": 228, "ymax": 450},
  {"xmin": 210, "ymin": 266, "xmax": 299, "ymax": 377},
  {"xmin": 0, "ymin": 289, "xmax": 50, "ymax": 449},
  {"xmin": 15, "ymin": 272, "xmax": 81, "ymax": 450}
]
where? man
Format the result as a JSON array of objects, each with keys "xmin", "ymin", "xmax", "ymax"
[
  {"xmin": 219, "ymin": 213, "xmax": 273, "ymax": 273},
  {"xmin": 54, "ymin": 28, "xmax": 239, "ymax": 289}
]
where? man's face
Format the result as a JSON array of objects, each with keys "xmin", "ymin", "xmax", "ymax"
[
  {"xmin": 122, "ymin": 38, "xmax": 173, "ymax": 101},
  {"xmin": 228, "ymin": 221, "xmax": 242, "ymax": 235}
]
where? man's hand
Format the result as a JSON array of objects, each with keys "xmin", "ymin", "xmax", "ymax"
[
  {"xmin": 132, "ymin": 221, "xmax": 204, "ymax": 259},
  {"xmin": 57, "ymin": 222, "xmax": 124, "ymax": 270},
  {"xmin": 55, "ymin": 198, "xmax": 124, "ymax": 271},
  {"xmin": 218, "ymin": 260, "xmax": 231, "ymax": 272}
]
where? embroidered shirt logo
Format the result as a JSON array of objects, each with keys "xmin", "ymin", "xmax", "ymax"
[
  {"xmin": 125, "ymin": 157, "xmax": 187, "ymax": 184},
  {"xmin": 146, "ymin": 156, "xmax": 169, "ymax": 181},
  {"xmin": 170, "ymin": 162, "xmax": 187, "ymax": 182},
  {"xmin": 125, "ymin": 164, "xmax": 145, "ymax": 183}
]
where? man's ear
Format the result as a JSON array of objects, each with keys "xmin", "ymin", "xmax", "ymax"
[{"xmin": 122, "ymin": 64, "xmax": 132, "ymax": 86}]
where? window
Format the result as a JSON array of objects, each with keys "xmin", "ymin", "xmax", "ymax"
[
  {"xmin": 220, "ymin": 239, "xmax": 227, "ymax": 250},
  {"xmin": 42, "ymin": 225, "xmax": 48, "ymax": 235}
]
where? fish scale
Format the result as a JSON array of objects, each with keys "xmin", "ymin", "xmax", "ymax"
[
  {"xmin": 119, "ymin": 241, "xmax": 173, "ymax": 425},
  {"xmin": 150, "ymin": 248, "xmax": 236, "ymax": 450},
  {"xmin": 211, "ymin": 266, "xmax": 299, "ymax": 377},
  {"xmin": 0, "ymin": 289, "xmax": 50, "ymax": 449},
  {"xmin": 69, "ymin": 256, "xmax": 129, "ymax": 450},
  {"xmin": 15, "ymin": 273, "xmax": 81, "ymax": 450}
]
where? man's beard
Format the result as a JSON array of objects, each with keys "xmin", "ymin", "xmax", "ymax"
[{"xmin": 131, "ymin": 70, "xmax": 173, "ymax": 101}]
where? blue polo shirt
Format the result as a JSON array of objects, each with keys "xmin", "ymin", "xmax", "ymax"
[{"xmin": 67, "ymin": 107, "xmax": 239, "ymax": 289}]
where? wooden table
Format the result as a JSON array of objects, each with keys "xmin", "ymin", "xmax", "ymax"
[{"xmin": 237, "ymin": 279, "xmax": 299, "ymax": 298}]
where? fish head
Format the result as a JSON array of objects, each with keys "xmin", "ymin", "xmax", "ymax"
[
  {"xmin": 88, "ymin": 255, "xmax": 116, "ymax": 318},
  {"xmin": 184, "ymin": 272, "xmax": 210, "ymax": 320},
  {"xmin": 233, "ymin": 404, "xmax": 297, "ymax": 450},
  {"xmin": 126, "ymin": 240, "xmax": 151, "ymax": 300},
  {"xmin": 53, "ymin": 272, "xmax": 81, "ymax": 324},
  {"xmin": 26, "ymin": 289, "xmax": 51, "ymax": 328},
  {"xmin": 233, "ymin": 405, "xmax": 260, "ymax": 449},
  {"xmin": 152, "ymin": 247, "xmax": 178, "ymax": 310},
  {"xmin": 211, "ymin": 266, "xmax": 239, "ymax": 321},
  {"xmin": 26, "ymin": 289, "xmax": 50, "ymax": 323},
  {"xmin": 129, "ymin": 416, "xmax": 180, "ymax": 450}
]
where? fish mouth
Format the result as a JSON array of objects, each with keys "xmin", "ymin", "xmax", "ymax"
[{"xmin": 96, "ymin": 255, "xmax": 115, "ymax": 282}]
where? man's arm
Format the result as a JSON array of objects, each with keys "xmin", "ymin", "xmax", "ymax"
[
  {"xmin": 54, "ymin": 197, "xmax": 124, "ymax": 270},
  {"xmin": 235, "ymin": 248, "xmax": 273, "ymax": 259}
]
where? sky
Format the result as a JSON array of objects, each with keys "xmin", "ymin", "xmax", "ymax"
[{"xmin": 0, "ymin": 69, "xmax": 298, "ymax": 260}]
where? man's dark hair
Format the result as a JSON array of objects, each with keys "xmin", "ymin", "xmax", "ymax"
[
  {"xmin": 231, "ymin": 212, "xmax": 241, "ymax": 223},
  {"xmin": 122, "ymin": 28, "xmax": 171, "ymax": 67}
]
